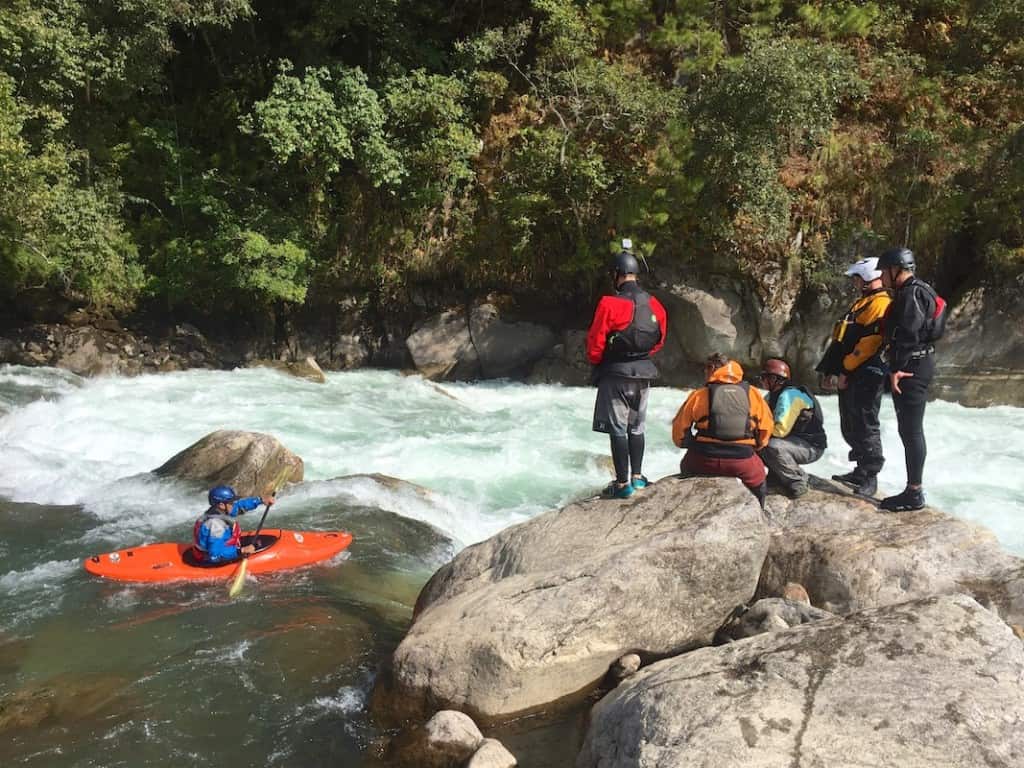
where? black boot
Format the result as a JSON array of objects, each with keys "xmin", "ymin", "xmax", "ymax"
[
  {"xmin": 832, "ymin": 470, "xmax": 865, "ymax": 487},
  {"xmin": 879, "ymin": 487, "xmax": 926, "ymax": 512},
  {"xmin": 853, "ymin": 475, "xmax": 877, "ymax": 498}
]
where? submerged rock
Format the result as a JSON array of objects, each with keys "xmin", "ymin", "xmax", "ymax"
[
  {"xmin": 375, "ymin": 476, "xmax": 769, "ymax": 721},
  {"xmin": 387, "ymin": 709, "xmax": 483, "ymax": 768},
  {"xmin": 153, "ymin": 430, "xmax": 303, "ymax": 497},
  {"xmin": 760, "ymin": 486, "xmax": 1024, "ymax": 624},
  {"xmin": 578, "ymin": 594, "xmax": 1024, "ymax": 767},
  {"xmin": 250, "ymin": 356, "xmax": 327, "ymax": 383},
  {"xmin": 0, "ymin": 675, "xmax": 130, "ymax": 733},
  {"xmin": 0, "ymin": 633, "xmax": 30, "ymax": 676}
]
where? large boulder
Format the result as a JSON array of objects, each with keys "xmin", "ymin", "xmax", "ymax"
[
  {"xmin": 578, "ymin": 594, "xmax": 1024, "ymax": 768},
  {"xmin": 469, "ymin": 301, "xmax": 557, "ymax": 379},
  {"xmin": 650, "ymin": 270, "xmax": 833, "ymax": 389},
  {"xmin": 406, "ymin": 308, "xmax": 481, "ymax": 380},
  {"xmin": 526, "ymin": 330, "xmax": 591, "ymax": 386},
  {"xmin": 53, "ymin": 327, "xmax": 123, "ymax": 376},
  {"xmin": 406, "ymin": 302, "xmax": 560, "ymax": 382},
  {"xmin": 153, "ymin": 430, "xmax": 303, "ymax": 497},
  {"xmin": 760, "ymin": 486, "xmax": 1024, "ymax": 625},
  {"xmin": 932, "ymin": 282, "xmax": 1024, "ymax": 407},
  {"xmin": 376, "ymin": 477, "xmax": 770, "ymax": 721}
]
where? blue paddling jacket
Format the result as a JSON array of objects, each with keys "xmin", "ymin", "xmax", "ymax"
[{"xmin": 192, "ymin": 497, "xmax": 263, "ymax": 562}]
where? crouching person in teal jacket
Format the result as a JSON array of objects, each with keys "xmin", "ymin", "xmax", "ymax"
[
  {"xmin": 758, "ymin": 359, "xmax": 827, "ymax": 498},
  {"xmin": 193, "ymin": 485, "xmax": 274, "ymax": 563}
]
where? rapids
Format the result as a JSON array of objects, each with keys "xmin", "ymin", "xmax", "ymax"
[{"xmin": 0, "ymin": 365, "xmax": 1021, "ymax": 766}]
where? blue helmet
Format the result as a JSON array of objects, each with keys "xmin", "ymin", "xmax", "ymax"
[{"xmin": 208, "ymin": 485, "xmax": 237, "ymax": 505}]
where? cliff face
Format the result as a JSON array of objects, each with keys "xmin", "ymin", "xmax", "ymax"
[
  {"xmin": 930, "ymin": 280, "xmax": 1024, "ymax": 407},
  {"xmin": 2, "ymin": 271, "xmax": 1022, "ymax": 407}
]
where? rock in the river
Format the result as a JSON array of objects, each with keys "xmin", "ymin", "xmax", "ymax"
[
  {"xmin": 760, "ymin": 487, "xmax": 1024, "ymax": 625},
  {"xmin": 375, "ymin": 477, "xmax": 769, "ymax": 721},
  {"xmin": 153, "ymin": 430, "xmax": 303, "ymax": 496},
  {"xmin": 467, "ymin": 738, "xmax": 518, "ymax": 768},
  {"xmin": 53, "ymin": 327, "xmax": 123, "ymax": 376},
  {"xmin": 578, "ymin": 594, "xmax": 1024, "ymax": 767},
  {"xmin": 469, "ymin": 301, "xmax": 556, "ymax": 379},
  {"xmin": 250, "ymin": 356, "xmax": 327, "ymax": 383},
  {"xmin": 387, "ymin": 709, "xmax": 484, "ymax": 768},
  {"xmin": 406, "ymin": 302, "xmax": 559, "ymax": 381},
  {"xmin": 0, "ymin": 675, "xmax": 130, "ymax": 733},
  {"xmin": 406, "ymin": 308, "xmax": 481, "ymax": 381},
  {"xmin": 526, "ymin": 330, "xmax": 591, "ymax": 386}
]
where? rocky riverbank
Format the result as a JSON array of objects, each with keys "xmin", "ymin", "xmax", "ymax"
[
  {"xmin": 2, "ymin": 272, "xmax": 1023, "ymax": 405},
  {"xmin": 372, "ymin": 474, "xmax": 1024, "ymax": 766}
]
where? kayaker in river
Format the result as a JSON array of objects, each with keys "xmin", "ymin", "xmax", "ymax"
[{"xmin": 193, "ymin": 485, "xmax": 275, "ymax": 563}]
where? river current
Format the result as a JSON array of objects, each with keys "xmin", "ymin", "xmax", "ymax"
[{"xmin": 1, "ymin": 365, "xmax": 1022, "ymax": 766}]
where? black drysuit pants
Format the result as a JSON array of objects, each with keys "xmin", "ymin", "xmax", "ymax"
[
  {"xmin": 838, "ymin": 365, "xmax": 885, "ymax": 477},
  {"xmin": 891, "ymin": 354, "xmax": 935, "ymax": 486}
]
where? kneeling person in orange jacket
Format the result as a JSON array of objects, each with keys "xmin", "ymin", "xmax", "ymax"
[{"xmin": 671, "ymin": 354, "xmax": 774, "ymax": 508}]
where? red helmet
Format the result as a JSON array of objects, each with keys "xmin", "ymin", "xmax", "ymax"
[{"xmin": 760, "ymin": 358, "xmax": 791, "ymax": 380}]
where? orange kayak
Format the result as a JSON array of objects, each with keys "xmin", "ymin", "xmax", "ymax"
[{"xmin": 83, "ymin": 529, "xmax": 353, "ymax": 583}]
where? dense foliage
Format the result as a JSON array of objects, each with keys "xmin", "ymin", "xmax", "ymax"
[{"xmin": 1, "ymin": 0, "xmax": 1021, "ymax": 317}]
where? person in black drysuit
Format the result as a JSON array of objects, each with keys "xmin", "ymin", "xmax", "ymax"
[{"xmin": 877, "ymin": 246, "xmax": 940, "ymax": 511}]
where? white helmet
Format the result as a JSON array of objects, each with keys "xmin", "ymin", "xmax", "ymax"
[{"xmin": 844, "ymin": 257, "xmax": 881, "ymax": 281}]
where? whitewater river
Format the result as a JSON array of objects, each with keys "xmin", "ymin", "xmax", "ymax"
[{"xmin": 1, "ymin": 365, "xmax": 1022, "ymax": 766}]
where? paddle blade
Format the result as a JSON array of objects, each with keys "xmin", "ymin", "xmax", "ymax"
[{"xmin": 227, "ymin": 557, "xmax": 248, "ymax": 597}]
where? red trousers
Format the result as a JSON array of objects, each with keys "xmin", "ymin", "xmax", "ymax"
[{"xmin": 680, "ymin": 450, "xmax": 766, "ymax": 489}]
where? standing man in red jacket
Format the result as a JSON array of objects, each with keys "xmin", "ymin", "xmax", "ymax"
[{"xmin": 587, "ymin": 240, "xmax": 668, "ymax": 498}]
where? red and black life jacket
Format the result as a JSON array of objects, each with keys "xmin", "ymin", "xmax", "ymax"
[{"xmin": 604, "ymin": 288, "xmax": 662, "ymax": 363}]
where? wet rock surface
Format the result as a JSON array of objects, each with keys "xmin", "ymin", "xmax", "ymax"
[
  {"xmin": 578, "ymin": 594, "xmax": 1024, "ymax": 768},
  {"xmin": 760, "ymin": 484, "xmax": 1024, "ymax": 624},
  {"xmin": 376, "ymin": 477, "xmax": 769, "ymax": 721},
  {"xmin": 386, "ymin": 710, "xmax": 484, "ymax": 768},
  {"xmin": 153, "ymin": 430, "xmax": 303, "ymax": 497}
]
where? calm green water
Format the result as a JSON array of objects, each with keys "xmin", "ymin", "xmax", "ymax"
[{"xmin": 1, "ymin": 365, "xmax": 1021, "ymax": 766}]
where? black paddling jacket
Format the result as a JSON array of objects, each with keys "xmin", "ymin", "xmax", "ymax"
[{"xmin": 885, "ymin": 276, "xmax": 937, "ymax": 370}]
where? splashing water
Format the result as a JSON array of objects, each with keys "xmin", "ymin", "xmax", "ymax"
[
  {"xmin": 0, "ymin": 364, "xmax": 1021, "ymax": 767},
  {"xmin": 1, "ymin": 364, "xmax": 1021, "ymax": 549}
]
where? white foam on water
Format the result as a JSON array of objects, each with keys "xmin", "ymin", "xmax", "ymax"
[
  {"xmin": 309, "ymin": 685, "xmax": 367, "ymax": 715},
  {"xmin": 288, "ymin": 475, "xmax": 512, "ymax": 547},
  {"xmin": 0, "ymin": 365, "xmax": 1021, "ymax": 553},
  {"xmin": 195, "ymin": 638, "xmax": 253, "ymax": 665},
  {"xmin": 0, "ymin": 558, "xmax": 79, "ymax": 595}
]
